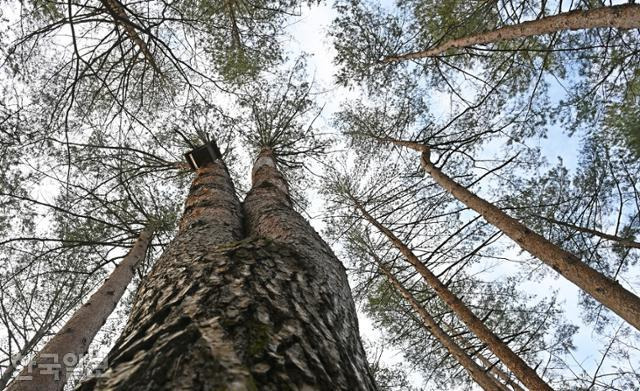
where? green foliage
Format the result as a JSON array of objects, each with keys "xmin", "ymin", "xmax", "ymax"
[
  {"xmin": 177, "ymin": 0, "xmax": 306, "ymax": 83},
  {"xmin": 29, "ymin": 0, "xmax": 63, "ymax": 20},
  {"xmin": 604, "ymin": 101, "xmax": 640, "ymax": 158},
  {"xmin": 332, "ymin": 0, "xmax": 407, "ymax": 88},
  {"xmin": 364, "ymin": 341, "xmax": 419, "ymax": 390}
]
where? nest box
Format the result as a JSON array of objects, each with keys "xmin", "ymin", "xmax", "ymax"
[{"xmin": 184, "ymin": 141, "xmax": 222, "ymax": 170}]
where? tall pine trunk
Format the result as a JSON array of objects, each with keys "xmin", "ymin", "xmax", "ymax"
[
  {"xmin": 6, "ymin": 226, "xmax": 153, "ymax": 391},
  {"xmin": 78, "ymin": 150, "xmax": 375, "ymax": 389},
  {"xmin": 372, "ymin": 255, "xmax": 502, "ymax": 391},
  {"xmin": 384, "ymin": 3, "xmax": 640, "ymax": 62},
  {"xmin": 418, "ymin": 147, "xmax": 640, "ymax": 331},
  {"xmin": 350, "ymin": 194, "xmax": 552, "ymax": 391}
]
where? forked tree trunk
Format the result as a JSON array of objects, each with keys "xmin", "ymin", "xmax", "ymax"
[
  {"xmin": 384, "ymin": 3, "xmax": 640, "ymax": 62},
  {"xmin": 77, "ymin": 150, "xmax": 375, "ymax": 390},
  {"xmin": 350, "ymin": 194, "xmax": 552, "ymax": 391},
  {"xmin": 383, "ymin": 138, "xmax": 640, "ymax": 331},
  {"xmin": 6, "ymin": 227, "xmax": 153, "ymax": 391},
  {"xmin": 371, "ymin": 255, "xmax": 502, "ymax": 390}
]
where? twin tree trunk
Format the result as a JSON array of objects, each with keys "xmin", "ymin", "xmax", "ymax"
[
  {"xmin": 384, "ymin": 3, "xmax": 640, "ymax": 62},
  {"xmin": 6, "ymin": 226, "xmax": 153, "ymax": 391},
  {"xmin": 77, "ymin": 149, "xmax": 375, "ymax": 390}
]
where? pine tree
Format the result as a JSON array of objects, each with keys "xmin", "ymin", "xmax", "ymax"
[
  {"xmin": 386, "ymin": 137, "xmax": 640, "ymax": 331},
  {"xmin": 7, "ymin": 226, "xmax": 153, "ymax": 391},
  {"xmin": 341, "ymin": 185, "xmax": 552, "ymax": 390}
]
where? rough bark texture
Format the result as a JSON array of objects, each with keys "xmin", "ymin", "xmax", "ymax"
[
  {"xmin": 243, "ymin": 149, "xmax": 376, "ymax": 390},
  {"xmin": 384, "ymin": 4, "xmax": 640, "ymax": 62},
  {"xmin": 351, "ymin": 197, "xmax": 553, "ymax": 391},
  {"xmin": 176, "ymin": 160, "xmax": 243, "ymax": 239},
  {"xmin": 6, "ymin": 227, "xmax": 153, "ymax": 391},
  {"xmin": 375, "ymin": 259, "xmax": 502, "ymax": 391},
  {"xmin": 77, "ymin": 153, "xmax": 375, "ymax": 390},
  {"xmin": 418, "ymin": 152, "xmax": 640, "ymax": 332}
]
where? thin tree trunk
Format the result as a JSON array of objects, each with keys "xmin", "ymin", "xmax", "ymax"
[
  {"xmin": 349, "ymin": 194, "xmax": 553, "ymax": 391},
  {"xmin": 243, "ymin": 148, "xmax": 377, "ymax": 389},
  {"xmin": 384, "ymin": 4, "xmax": 640, "ymax": 62},
  {"xmin": 371, "ymin": 254, "xmax": 502, "ymax": 390},
  {"xmin": 476, "ymin": 353, "xmax": 525, "ymax": 391},
  {"xmin": 78, "ymin": 149, "xmax": 374, "ymax": 389},
  {"xmin": 438, "ymin": 322, "xmax": 525, "ymax": 391},
  {"xmin": 378, "ymin": 137, "xmax": 640, "ymax": 330},
  {"xmin": 7, "ymin": 227, "xmax": 153, "ymax": 391}
]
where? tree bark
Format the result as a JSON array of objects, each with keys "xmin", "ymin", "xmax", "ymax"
[
  {"xmin": 384, "ymin": 4, "xmax": 640, "ymax": 62},
  {"xmin": 242, "ymin": 148, "xmax": 377, "ymax": 389},
  {"xmin": 372, "ymin": 255, "xmax": 502, "ymax": 391},
  {"xmin": 77, "ymin": 150, "xmax": 375, "ymax": 390},
  {"xmin": 7, "ymin": 226, "xmax": 153, "ymax": 391},
  {"xmin": 350, "ymin": 194, "xmax": 552, "ymax": 391}
]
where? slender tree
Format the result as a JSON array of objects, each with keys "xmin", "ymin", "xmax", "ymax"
[
  {"xmin": 332, "ymin": 0, "xmax": 640, "ymax": 152},
  {"xmin": 384, "ymin": 4, "xmax": 640, "ymax": 62},
  {"xmin": 341, "ymin": 220, "xmax": 545, "ymax": 390},
  {"xmin": 367, "ymin": 249, "xmax": 503, "ymax": 390},
  {"xmin": 366, "ymin": 248, "xmax": 529, "ymax": 391},
  {"xmin": 7, "ymin": 226, "xmax": 153, "ymax": 391},
  {"xmin": 341, "ymin": 187, "xmax": 552, "ymax": 390}
]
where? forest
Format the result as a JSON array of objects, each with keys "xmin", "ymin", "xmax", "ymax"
[{"xmin": 0, "ymin": 0, "xmax": 639, "ymax": 390}]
